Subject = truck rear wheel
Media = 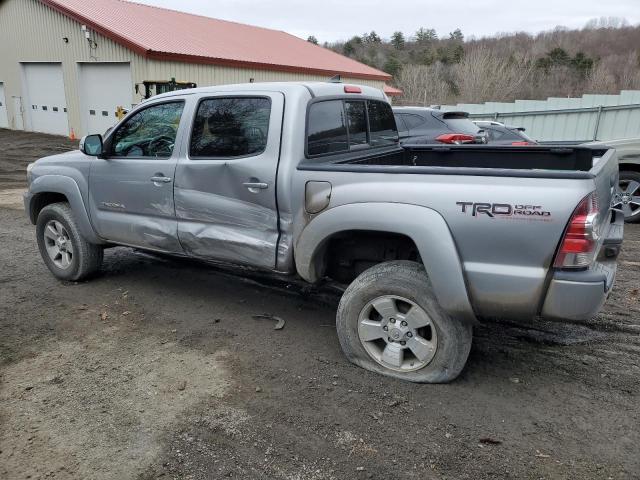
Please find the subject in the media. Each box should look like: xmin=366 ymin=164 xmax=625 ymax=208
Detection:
xmin=36 ymin=202 xmax=103 ymax=281
xmin=336 ymin=261 xmax=472 ymax=383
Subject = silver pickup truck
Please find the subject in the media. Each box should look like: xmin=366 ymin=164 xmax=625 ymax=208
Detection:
xmin=24 ymin=82 xmax=624 ymax=383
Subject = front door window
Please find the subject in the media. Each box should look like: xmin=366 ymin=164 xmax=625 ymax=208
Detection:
xmin=111 ymin=102 xmax=184 ymax=158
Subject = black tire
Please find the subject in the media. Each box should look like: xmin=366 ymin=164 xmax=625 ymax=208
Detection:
xmin=36 ymin=202 xmax=103 ymax=281
xmin=618 ymin=171 xmax=640 ymax=223
xmin=336 ymin=261 xmax=472 ymax=383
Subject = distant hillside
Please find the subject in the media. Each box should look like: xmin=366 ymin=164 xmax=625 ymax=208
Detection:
xmin=314 ymin=17 xmax=640 ymax=105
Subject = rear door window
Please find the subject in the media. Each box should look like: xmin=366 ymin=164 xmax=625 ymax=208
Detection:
xmin=307 ymin=100 xmax=349 ymax=156
xmin=190 ymin=97 xmax=271 ymax=158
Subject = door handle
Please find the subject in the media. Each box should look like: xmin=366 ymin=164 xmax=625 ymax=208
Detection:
xmin=150 ymin=176 xmax=172 ymax=184
xmin=243 ymin=182 xmax=268 ymax=191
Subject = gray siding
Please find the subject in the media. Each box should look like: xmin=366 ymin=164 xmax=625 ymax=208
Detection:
xmin=441 ymin=91 xmax=640 ymax=142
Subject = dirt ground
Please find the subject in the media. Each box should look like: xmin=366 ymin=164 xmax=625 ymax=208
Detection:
xmin=1 ymin=129 xmax=639 ymax=480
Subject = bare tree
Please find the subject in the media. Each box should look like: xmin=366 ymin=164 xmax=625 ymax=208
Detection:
xmin=454 ymin=46 xmax=534 ymax=103
xmin=396 ymin=64 xmax=454 ymax=105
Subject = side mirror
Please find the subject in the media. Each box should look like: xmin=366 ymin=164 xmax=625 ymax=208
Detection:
xmin=80 ymin=134 xmax=103 ymax=156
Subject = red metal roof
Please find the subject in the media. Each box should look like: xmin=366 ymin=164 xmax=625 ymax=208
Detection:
xmin=384 ymin=85 xmax=403 ymax=96
xmin=41 ymin=0 xmax=391 ymax=81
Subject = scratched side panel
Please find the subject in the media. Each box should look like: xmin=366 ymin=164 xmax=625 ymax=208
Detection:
xmin=175 ymin=188 xmax=279 ymax=268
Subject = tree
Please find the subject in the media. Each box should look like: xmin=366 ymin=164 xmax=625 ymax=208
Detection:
xmin=343 ymin=41 xmax=355 ymax=56
xmin=584 ymin=16 xmax=630 ymax=30
xmin=326 ymin=19 xmax=640 ymax=103
xmin=571 ymin=52 xmax=594 ymax=78
xmin=548 ymin=47 xmax=571 ymax=66
xmin=363 ymin=31 xmax=381 ymax=44
xmin=306 ymin=35 xmax=318 ymax=45
xmin=383 ymin=55 xmax=403 ymax=77
xmin=451 ymin=45 xmax=465 ymax=63
xmin=391 ymin=31 xmax=406 ymax=50
xmin=416 ymin=48 xmax=436 ymax=65
xmin=449 ymin=28 xmax=464 ymax=42
xmin=415 ymin=27 xmax=437 ymax=44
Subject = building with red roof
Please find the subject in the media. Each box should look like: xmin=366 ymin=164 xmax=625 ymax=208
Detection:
xmin=0 ymin=0 xmax=401 ymax=136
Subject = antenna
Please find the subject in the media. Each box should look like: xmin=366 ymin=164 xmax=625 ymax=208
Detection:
xmin=329 ymin=74 xmax=342 ymax=83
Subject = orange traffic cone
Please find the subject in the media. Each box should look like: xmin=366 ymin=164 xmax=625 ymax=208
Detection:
xmin=69 ymin=128 xmax=76 ymax=141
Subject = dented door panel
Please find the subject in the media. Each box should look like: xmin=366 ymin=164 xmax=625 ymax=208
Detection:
xmin=174 ymin=92 xmax=284 ymax=269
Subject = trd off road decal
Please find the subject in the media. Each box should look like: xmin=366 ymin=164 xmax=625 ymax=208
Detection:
xmin=456 ymin=202 xmax=551 ymax=220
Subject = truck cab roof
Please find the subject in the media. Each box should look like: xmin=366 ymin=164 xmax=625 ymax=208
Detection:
xmin=148 ymin=81 xmax=388 ymax=102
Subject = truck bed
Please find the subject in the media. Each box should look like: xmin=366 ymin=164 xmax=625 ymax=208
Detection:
xmin=299 ymin=145 xmax=608 ymax=179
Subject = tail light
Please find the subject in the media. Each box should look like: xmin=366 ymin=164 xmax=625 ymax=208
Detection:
xmin=436 ymin=133 xmax=476 ymax=145
xmin=511 ymin=141 xmax=534 ymax=146
xmin=344 ymin=85 xmax=362 ymax=93
xmin=554 ymin=192 xmax=600 ymax=269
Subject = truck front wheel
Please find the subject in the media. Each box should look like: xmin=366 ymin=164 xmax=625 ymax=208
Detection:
xmin=36 ymin=202 xmax=103 ymax=281
xmin=336 ymin=261 xmax=472 ymax=383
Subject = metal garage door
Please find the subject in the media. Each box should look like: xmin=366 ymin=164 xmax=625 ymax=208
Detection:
xmin=79 ymin=63 xmax=132 ymax=136
xmin=22 ymin=63 xmax=69 ymax=136
xmin=0 ymin=83 xmax=8 ymax=128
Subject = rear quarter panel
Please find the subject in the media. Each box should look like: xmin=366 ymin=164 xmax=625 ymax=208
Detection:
xmin=293 ymin=168 xmax=596 ymax=321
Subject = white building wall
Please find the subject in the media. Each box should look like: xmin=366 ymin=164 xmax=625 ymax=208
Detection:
xmin=0 ymin=0 xmax=386 ymax=136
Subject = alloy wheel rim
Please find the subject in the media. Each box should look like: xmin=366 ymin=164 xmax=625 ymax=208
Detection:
xmin=613 ymin=179 xmax=640 ymax=219
xmin=357 ymin=295 xmax=438 ymax=372
xmin=43 ymin=220 xmax=74 ymax=269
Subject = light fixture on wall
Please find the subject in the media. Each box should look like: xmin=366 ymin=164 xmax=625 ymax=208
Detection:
xmin=81 ymin=24 xmax=98 ymax=51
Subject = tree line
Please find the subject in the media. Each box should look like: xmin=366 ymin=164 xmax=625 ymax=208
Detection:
xmin=307 ymin=17 xmax=640 ymax=105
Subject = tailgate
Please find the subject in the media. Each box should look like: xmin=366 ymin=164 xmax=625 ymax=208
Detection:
xmin=589 ymin=148 xmax=619 ymax=228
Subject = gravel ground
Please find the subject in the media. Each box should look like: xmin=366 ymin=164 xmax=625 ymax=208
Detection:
xmin=1 ymin=130 xmax=639 ymax=480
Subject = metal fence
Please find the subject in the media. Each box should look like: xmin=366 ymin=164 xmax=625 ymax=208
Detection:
xmin=441 ymin=90 xmax=640 ymax=142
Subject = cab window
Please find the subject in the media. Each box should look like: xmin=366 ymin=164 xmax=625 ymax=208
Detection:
xmin=307 ymin=100 xmax=349 ymax=156
xmin=345 ymin=101 xmax=368 ymax=147
xmin=368 ymin=101 xmax=398 ymax=147
xmin=307 ymin=98 xmax=398 ymax=157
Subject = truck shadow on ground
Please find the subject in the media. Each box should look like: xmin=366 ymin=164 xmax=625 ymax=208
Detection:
xmin=92 ymin=246 xmax=638 ymax=393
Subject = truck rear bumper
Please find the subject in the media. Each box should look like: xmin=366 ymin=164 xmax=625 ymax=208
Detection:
xmin=541 ymin=274 xmax=612 ymax=321
xmin=541 ymin=211 xmax=623 ymax=322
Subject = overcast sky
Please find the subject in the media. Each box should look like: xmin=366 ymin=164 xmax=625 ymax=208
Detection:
xmin=137 ymin=0 xmax=639 ymax=42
